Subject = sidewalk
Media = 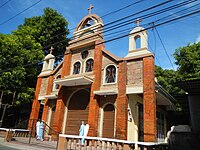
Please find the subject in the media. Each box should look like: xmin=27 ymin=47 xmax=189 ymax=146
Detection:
xmin=0 ymin=137 xmax=54 ymax=150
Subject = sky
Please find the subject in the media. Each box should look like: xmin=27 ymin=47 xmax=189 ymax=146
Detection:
xmin=0 ymin=0 xmax=200 ymax=70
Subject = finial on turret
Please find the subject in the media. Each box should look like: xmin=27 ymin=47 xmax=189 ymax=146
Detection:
xmin=88 ymin=4 xmax=94 ymax=14
xmin=49 ymin=46 xmax=54 ymax=54
xmin=134 ymin=18 xmax=142 ymax=27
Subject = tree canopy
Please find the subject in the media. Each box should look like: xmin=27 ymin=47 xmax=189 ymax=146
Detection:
xmin=13 ymin=7 xmax=69 ymax=63
xmin=155 ymin=66 xmax=184 ymax=96
xmin=174 ymin=42 xmax=200 ymax=81
xmin=0 ymin=33 xmax=44 ymax=105
xmin=155 ymin=42 xmax=200 ymax=96
xmin=0 ymin=7 xmax=69 ymax=106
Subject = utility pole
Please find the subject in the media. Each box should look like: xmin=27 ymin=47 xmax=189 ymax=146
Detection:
xmin=0 ymin=90 xmax=14 ymax=127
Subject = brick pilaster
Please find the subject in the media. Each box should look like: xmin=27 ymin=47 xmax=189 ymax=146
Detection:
xmin=28 ymin=77 xmax=42 ymax=130
xmin=88 ymin=40 xmax=104 ymax=137
xmin=52 ymin=87 xmax=66 ymax=140
xmin=61 ymin=48 xmax=72 ymax=77
xmin=52 ymin=48 xmax=72 ymax=139
xmin=116 ymin=60 xmax=128 ymax=140
xmin=42 ymin=75 xmax=54 ymax=123
xmin=143 ymin=56 xmax=156 ymax=142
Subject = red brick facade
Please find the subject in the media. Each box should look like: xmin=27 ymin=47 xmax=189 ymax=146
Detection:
xmin=28 ymin=77 xmax=42 ymax=130
xmin=143 ymin=56 xmax=156 ymax=142
xmin=51 ymin=50 xmax=72 ymax=139
xmin=28 ymin=13 xmax=160 ymax=143
xmin=88 ymin=40 xmax=104 ymax=137
xmin=116 ymin=60 xmax=128 ymax=140
xmin=42 ymin=75 xmax=54 ymax=123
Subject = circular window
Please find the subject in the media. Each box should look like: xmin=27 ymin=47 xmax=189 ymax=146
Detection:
xmin=81 ymin=50 xmax=89 ymax=59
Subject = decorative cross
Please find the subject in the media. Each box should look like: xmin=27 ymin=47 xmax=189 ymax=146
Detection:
xmin=134 ymin=18 xmax=142 ymax=27
xmin=49 ymin=46 xmax=54 ymax=54
xmin=88 ymin=4 xmax=94 ymax=14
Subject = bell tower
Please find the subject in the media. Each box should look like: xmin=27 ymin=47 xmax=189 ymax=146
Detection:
xmin=126 ymin=19 xmax=150 ymax=57
xmin=40 ymin=46 xmax=55 ymax=75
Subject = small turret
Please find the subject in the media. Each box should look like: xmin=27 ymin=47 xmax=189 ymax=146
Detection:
xmin=126 ymin=19 xmax=150 ymax=57
xmin=40 ymin=46 xmax=55 ymax=75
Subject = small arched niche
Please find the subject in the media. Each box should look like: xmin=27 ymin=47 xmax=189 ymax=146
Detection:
xmin=135 ymin=35 xmax=141 ymax=49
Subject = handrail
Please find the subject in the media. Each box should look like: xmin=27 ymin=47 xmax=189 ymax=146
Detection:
xmin=28 ymin=119 xmax=60 ymax=150
xmin=29 ymin=119 xmax=60 ymax=135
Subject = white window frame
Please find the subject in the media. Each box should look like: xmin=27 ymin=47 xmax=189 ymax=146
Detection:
xmin=71 ymin=60 xmax=82 ymax=75
xmin=83 ymin=57 xmax=94 ymax=73
xmin=103 ymin=64 xmax=118 ymax=85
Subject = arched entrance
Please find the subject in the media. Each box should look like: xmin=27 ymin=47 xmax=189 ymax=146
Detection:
xmin=102 ymin=104 xmax=115 ymax=138
xmin=65 ymin=89 xmax=90 ymax=135
xmin=49 ymin=105 xmax=56 ymax=134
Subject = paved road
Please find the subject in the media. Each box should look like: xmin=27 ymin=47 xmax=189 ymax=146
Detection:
xmin=0 ymin=144 xmax=19 ymax=150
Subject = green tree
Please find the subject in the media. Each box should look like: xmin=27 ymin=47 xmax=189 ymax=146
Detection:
xmin=174 ymin=42 xmax=200 ymax=81
xmin=155 ymin=66 xmax=184 ymax=96
xmin=13 ymin=7 xmax=69 ymax=63
xmin=0 ymin=33 xmax=44 ymax=105
xmin=0 ymin=7 xmax=69 ymax=106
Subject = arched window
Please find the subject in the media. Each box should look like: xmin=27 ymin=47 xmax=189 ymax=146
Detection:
xmin=105 ymin=65 xmax=116 ymax=83
xmin=85 ymin=59 xmax=94 ymax=72
xmin=73 ymin=62 xmax=81 ymax=74
xmin=135 ymin=35 xmax=141 ymax=49
xmin=55 ymin=75 xmax=61 ymax=90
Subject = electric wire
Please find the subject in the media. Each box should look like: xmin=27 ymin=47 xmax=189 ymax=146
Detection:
xmin=0 ymin=0 xmax=42 ymax=26
xmin=66 ymin=0 xmax=148 ymax=34
xmin=0 ymin=0 xmax=12 ymax=9
xmin=100 ymin=0 xmax=147 ymax=18
xmin=94 ymin=0 xmax=198 ymax=36
xmin=153 ymin=1 xmax=200 ymax=24
xmin=38 ymin=0 xmax=178 ymax=46
xmin=1 ymin=8 xmax=199 ymax=74
xmin=52 ymin=0 xmax=198 ymax=51
xmin=154 ymin=27 xmax=175 ymax=70
xmin=18 ymin=0 xmax=195 ymax=52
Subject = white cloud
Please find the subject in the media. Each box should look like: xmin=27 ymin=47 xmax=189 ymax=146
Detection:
xmin=196 ymin=34 xmax=200 ymax=43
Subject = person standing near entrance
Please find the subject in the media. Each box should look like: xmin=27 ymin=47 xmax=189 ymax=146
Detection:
xmin=38 ymin=121 xmax=44 ymax=141
xmin=36 ymin=120 xmax=40 ymax=140
xmin=79 ymin=121 xmax=84 ymax=145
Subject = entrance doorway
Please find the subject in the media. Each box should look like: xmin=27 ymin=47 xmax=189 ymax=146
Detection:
xmin=65 ymin=89 xmax=90 ymax=135
xmin=49 ymin=105 xmax=56 ymax=134
xmin=102 ymin=104 xmax=115 ymax=138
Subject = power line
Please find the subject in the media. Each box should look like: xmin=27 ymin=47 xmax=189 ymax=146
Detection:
xmin=22 ymin=0 xmax=195 ymax=52
xmin=67 ymin=0 xmax=147 ymax=33
xmin=0 ymin=0 xmax=12 ymax=9
xmin=1 ymin=9 xmax=199 ymax=75
xmin=97 ymin=0 xmax=198 ymax=35
xmin=154 ymin=27 xmax=175 ymax=70
xmin=40 ymin=0 xmax=178 ymax=45
xmin=153 ymin=1 xmax=200 ymax=24
xmin=54 ymin=0 xmax=197 ymax=47
xmin=0 ymin=0 xmax=42 ymax=26
xmin=0 ymin=0 xmax=199 ymax=68
xmin=101 ymin=0 xmax=147 ymax=18
xmin=96 ymin=9 xmax=200 ymax=46
xmin=1 ymin=0 xmax=199 ymax=69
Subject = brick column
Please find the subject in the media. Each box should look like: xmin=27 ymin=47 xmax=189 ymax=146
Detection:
xmin=42 ymin=75 xmax=54 ymax=123
xmin=143 ymin=56 xmax=156 ymax=142
xmin=61 ymin=48 xmax=72 ymax=77
xmin=52 ymin=87 xmax=66 ymax=140
xmin=28 ymin=77 xmax=42 ymax=130
xmin=116 ymin=60 xmax=128 ymax=140
xmin=52 ymin=48 xmax=72 ymax=139
xmin=88 ymin=40 xmax=104 ymax=137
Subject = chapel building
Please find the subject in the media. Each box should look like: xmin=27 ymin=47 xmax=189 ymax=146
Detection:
xmin=28 ymin=10 xmax=175 ymax=142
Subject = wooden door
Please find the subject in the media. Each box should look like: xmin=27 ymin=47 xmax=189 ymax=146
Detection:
xmin=65 ymin=89 xmax=90 ymax=135
xmin=49 ymin=106 xmax=56 ymax=134
xmin=102 ymin=104 xmax=115 ymax=138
